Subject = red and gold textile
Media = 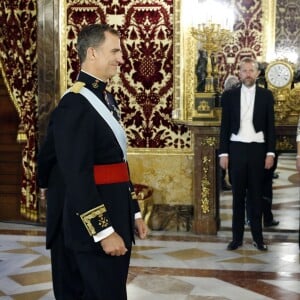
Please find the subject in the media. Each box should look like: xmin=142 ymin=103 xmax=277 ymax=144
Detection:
xmin=0 ymin=0 xmax=38 ymax=221
xmin=66 ymin=0 xmax=190 ymax=149
xmin=218 ymin=0 xmax=264 ymax=88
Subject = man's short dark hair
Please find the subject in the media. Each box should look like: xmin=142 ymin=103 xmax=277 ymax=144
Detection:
xmin=76 ymin=24 xmax=119 ymax=63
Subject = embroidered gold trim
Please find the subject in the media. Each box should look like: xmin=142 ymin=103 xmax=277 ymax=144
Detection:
xmin=131 ymin=191 xmax=138 ymax=200
xmin=79 ymin=204 xmax=108 ymax=236
xmin=70 ymin=81 xmax=85 ymax=93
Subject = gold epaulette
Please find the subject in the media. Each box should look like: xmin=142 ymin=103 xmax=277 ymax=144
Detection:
xmin=79 ymin=204 xmax=109 ymax=236
xmin=70 ymin=81 xmax=86 ymax=93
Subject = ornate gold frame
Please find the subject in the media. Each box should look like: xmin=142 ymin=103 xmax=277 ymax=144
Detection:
xmin=173 ymin=0 xmax=277 ymax=123
xmin=59 ymin=0 xmax=67 ymax=98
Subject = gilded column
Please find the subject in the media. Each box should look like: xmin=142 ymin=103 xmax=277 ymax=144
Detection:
xmin=190 ymin=125 xmax=220 ymax=234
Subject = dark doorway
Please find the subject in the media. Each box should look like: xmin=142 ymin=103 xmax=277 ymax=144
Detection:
xmin=0 ymin=72 xmax=24 ymax=221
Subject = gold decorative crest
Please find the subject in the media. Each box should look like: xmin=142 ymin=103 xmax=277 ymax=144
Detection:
xmin=200 ymin=137 xmax=216 ymax=147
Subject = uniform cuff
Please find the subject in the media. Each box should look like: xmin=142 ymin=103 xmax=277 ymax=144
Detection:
xmin=79 ymin=204 xmax=110 ymax=236
xmin=93 ymin=226 xmax=114 ymax=243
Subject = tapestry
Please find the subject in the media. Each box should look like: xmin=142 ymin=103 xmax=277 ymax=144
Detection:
xmin=275 ymin=0 xmax=300 ymax=67
xmin=0 ymin=0 xmax=38 ymax=221
xmin=66 ymin=0 xmax=190 ymax=149
xmin=218 ymin=0 xmax=264 ymax=87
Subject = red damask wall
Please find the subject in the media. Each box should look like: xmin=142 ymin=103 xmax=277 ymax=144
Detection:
xmin=218 ymin=0 xmax=264 ymax=85
xmin=0 ymin=0 xmax=38 ymax=220
xmin=66 ymin=0 xmax=189 ymax=149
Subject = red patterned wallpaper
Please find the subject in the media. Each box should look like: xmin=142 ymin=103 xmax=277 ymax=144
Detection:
xmin=0 ymin=0 xmax=38 ymax=221
xmin=218 ymin=0 xmax=264 ymax=88
xmin=66 ymin=0 xmax=190 ymax=148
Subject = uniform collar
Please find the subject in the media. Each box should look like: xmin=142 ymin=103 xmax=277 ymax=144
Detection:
xmin=77 ymin=70 xmax=107 ymax=93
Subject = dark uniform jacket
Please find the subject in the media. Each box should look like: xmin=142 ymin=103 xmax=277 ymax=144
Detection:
xmin=38 ymin=71 xmax=140 ymax=251
xmin=219 ymin=85 xmax=276 ymax=155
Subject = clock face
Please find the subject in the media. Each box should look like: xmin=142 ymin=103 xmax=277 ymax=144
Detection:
xmin=266 ymin=63 xmax=292 ymax=88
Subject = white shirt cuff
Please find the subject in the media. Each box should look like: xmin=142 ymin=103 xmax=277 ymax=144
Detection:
xmin=219 ymin=153 xmax=229 ymax=157
xmin=135 ymin=212 xmax=142 ymax=219
xmin=266 ymin=152 xmax=275 ymax=157
xmin=92 ymin=213 xmax=142 ymax=243
xmin=93 ymin=226 xmax=114 ymax=243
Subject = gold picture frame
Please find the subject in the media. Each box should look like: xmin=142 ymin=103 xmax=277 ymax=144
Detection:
xmin=59 ymin=0 xmax=67 ymax=98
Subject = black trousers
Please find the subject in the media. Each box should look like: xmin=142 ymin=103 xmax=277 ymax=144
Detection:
xmin=246 ymin=153 xmax=278 ymax=223
xmin=229 ymin=142 xmax=266 ymax=244
xmin=262 ymin=154 xmax=278 ymax=223
xmin=50 ymin=227 xmax=131 ymax=300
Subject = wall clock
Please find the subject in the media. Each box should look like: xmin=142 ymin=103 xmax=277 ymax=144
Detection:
xmin=265 ymin=60 xmax=294 ymax=89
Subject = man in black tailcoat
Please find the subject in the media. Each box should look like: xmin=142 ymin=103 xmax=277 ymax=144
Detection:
xmin=219 ymin=57 xmax=276 ymax=252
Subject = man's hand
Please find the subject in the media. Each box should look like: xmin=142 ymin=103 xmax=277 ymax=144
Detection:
xmin=135 ymin=218 xmax=148 ymax=240
xmin=265 ymin=155 xmax=274 ymax=169
xmin=219 ymin=156 xmax=229 ymax=170
xmin=100 ymin=232 xmax=127 ymax=256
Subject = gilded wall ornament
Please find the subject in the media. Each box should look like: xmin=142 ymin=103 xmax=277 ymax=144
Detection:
xmin=201 ymin=156 xmax=211 ymax=214
xmin=276 ymin=136 xmax=294 ymax=151
xmin=200 ymin=137 xmax=217 ymax=147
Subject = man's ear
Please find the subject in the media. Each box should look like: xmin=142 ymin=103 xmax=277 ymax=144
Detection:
xmin=86 ymin=47 xmax=96 ymax=61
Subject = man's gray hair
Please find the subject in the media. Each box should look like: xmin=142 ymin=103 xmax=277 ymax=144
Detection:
xmin=239 ymin=57 xmax=259 ymax=70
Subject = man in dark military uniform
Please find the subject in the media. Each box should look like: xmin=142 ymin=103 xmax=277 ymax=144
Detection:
xmin=38 ymin=24 xmax=147 ymax=300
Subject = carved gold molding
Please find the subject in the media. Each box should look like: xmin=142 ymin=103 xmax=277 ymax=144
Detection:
xmin=173 ymin=0 xmax=197 ymax=121
xmin=261 ymin=0 xmax=276 ymax=62
xmin=201 ymin=155 xmax=210 ymax=214
xmin=200 ymin=137 xmax=217 ymax=147
xmin=173 ymin=0 xmax=182 ymax=118
xmin=59 ymin=0 xmax=67 ymax=99
xmin=173 ymin=0 xmax=197 ymax=122
xmin=289 ymin=86 xmax=300 ymax=112
xmin=128 ymin=147 xmax=193 ymax=155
